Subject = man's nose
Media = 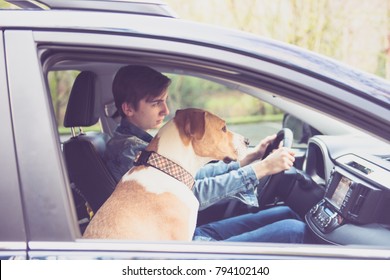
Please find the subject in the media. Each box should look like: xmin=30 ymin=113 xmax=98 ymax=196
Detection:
xmin=161 ymin=102 xmax=170 ymax=115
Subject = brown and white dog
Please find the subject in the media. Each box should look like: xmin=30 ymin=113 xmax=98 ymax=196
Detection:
xmin=83 ymin=108 xmax=248 ymax=241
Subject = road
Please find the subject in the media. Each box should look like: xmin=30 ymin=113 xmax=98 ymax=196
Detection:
xmin=228 ymin=122 xmax=282 ymax=145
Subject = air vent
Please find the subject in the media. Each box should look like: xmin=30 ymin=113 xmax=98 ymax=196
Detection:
xmin=347 ymin=161 xmax=373 ymax=175
xmin=349 ymin=186 xmax=369 ymax=216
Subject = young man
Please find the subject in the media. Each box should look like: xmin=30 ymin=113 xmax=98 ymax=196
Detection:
xmin=104 ymin=65 xmax=311 ymax=243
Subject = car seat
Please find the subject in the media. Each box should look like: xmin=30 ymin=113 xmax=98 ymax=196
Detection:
xmin=63 ymin=71 xmax=116 ymax=219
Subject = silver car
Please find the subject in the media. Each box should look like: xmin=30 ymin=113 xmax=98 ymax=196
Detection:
xmin=1 ymin=0 xmax=389 ymax=260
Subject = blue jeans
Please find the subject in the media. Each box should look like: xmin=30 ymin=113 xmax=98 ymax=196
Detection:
xmin=193 ymin=206 xmax=309 ymax=243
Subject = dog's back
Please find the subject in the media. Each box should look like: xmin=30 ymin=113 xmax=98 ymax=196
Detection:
xmin=83 ymin=166 xmax=198 ymax=240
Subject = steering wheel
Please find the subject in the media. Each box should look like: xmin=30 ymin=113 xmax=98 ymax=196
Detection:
xmin=256 ymin=128 xmax=294 ymax=208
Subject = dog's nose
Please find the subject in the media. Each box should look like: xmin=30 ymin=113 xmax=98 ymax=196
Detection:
xmin=244 ymin=138 xmax=250 ymax=146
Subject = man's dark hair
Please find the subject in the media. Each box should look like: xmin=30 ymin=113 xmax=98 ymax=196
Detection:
xmin=112 ymin=65 xmax=171 ymax=117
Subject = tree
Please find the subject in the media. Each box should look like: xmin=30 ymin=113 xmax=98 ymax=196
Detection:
xmin=164 ymin=0 xmax=388 ymax=78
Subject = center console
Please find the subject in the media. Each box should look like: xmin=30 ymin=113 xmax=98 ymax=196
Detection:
xmin=306 ymin=166 xmax=389 ymax=242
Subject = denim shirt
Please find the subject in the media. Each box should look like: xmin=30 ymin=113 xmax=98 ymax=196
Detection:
xmin=104 ymin=118 xmax=259 ymax=211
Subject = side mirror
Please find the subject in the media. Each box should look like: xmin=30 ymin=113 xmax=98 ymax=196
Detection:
xmin=283 ymin=114 xmax=319 ymax=144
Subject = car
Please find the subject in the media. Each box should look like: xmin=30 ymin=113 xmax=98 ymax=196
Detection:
xmin=1 ymin=0 xmax=390 ymax=260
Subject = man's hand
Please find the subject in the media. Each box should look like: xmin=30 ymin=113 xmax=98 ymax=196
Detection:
xmin=251 ymin=147 xmax=295 ymax=179
xmin=239 ymin=134 xmax=276 ymax=167
xmin=254 ymin=134 xmax=278 ymax=159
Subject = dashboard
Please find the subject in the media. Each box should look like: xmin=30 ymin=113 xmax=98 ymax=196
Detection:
xmin=303 ymin=135 xmax=390 ymax=246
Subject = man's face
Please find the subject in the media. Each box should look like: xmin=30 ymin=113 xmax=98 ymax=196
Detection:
xmin=124 ymin=90 xmax=170 ymax=131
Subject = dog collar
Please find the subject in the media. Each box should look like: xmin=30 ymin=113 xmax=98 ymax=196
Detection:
xmin=134 ymin=151 xmax=195 ymax=190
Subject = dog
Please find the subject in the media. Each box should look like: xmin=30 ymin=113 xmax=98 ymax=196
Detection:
xmin=83 ymin=108 xmax=248 ymax=241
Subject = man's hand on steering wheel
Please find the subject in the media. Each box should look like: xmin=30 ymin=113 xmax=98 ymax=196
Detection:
xmin=239 ymin=134 xmax=278 ymax=167
xmin=239 ymin=128 xmax=294 ymax=172
xmin=255 ymin=134 xmax=278 ymax=159
xmin=261 ymin=128 xmax=293 ymax=160
xmin=251 ymin=128 xmax=295 ymax=208
xmin=255 ymin=147 xmax=295 ymax=178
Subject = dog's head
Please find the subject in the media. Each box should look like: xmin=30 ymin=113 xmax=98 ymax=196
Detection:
xmin=173 ymin=108 xmax=248 ymax=163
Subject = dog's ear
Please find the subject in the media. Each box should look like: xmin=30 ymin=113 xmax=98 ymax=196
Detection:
xmin=175 ymin=109 xmax=206 ymax=141
xmin=186 ymin=110 xmax=206 ymax=140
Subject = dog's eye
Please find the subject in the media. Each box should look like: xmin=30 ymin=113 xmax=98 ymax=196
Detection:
xmin=222 ymin=126 xmax=227 ymax=132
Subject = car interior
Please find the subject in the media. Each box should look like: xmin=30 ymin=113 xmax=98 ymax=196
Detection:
xmin=43 ymin=48 xmax=390 ymax=247
xmin=62 ymin=70 xmax=117 ymax=229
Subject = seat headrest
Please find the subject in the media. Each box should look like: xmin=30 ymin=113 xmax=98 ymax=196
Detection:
xmin=64 ymin=71 xmax=99 ymax=128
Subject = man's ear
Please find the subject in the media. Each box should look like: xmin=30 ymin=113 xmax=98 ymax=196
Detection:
xmin=122 ymin=102 xmax=134 ymax=117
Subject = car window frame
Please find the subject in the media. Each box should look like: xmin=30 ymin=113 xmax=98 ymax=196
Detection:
xmin=0 ymin=30 xmax=27 ymax=259
xmin=4 ymin=30 xmax=80 ymax=244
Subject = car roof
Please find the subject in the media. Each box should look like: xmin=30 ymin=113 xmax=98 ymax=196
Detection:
xmin=2 ymin=5 xmax=389 ymax=109
xmin=6 ymin=0 xmax=177 ymax=17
